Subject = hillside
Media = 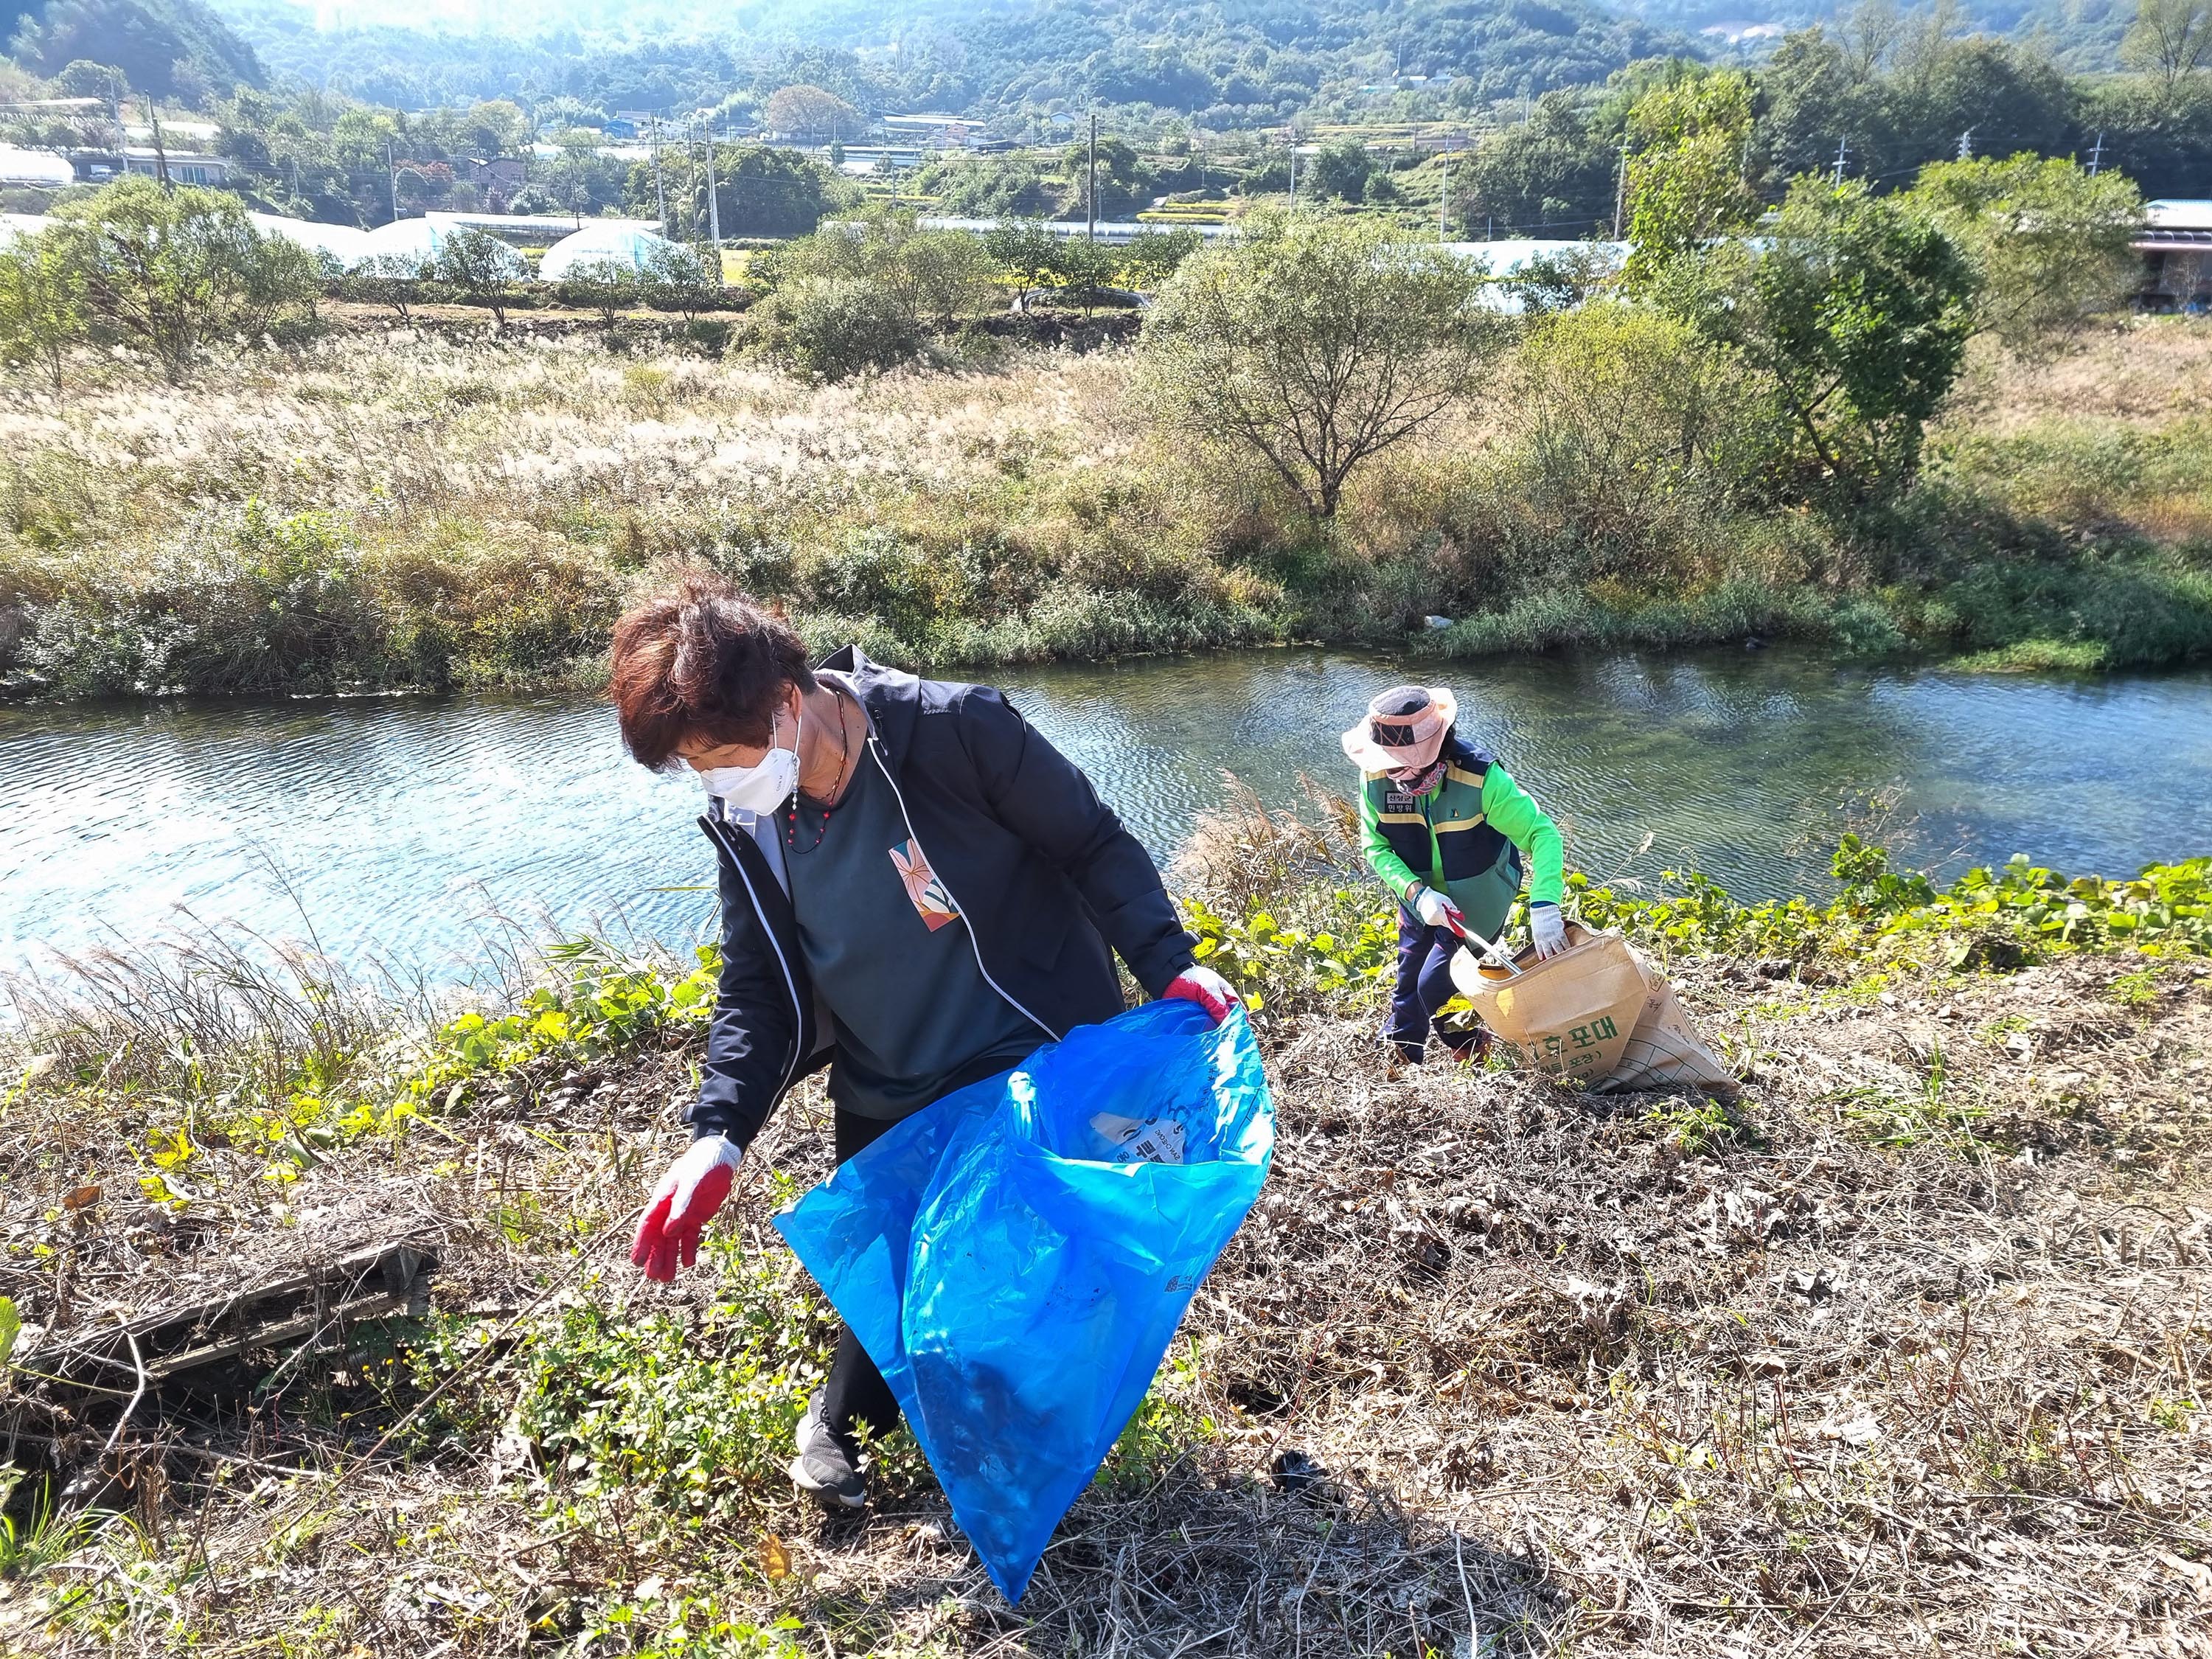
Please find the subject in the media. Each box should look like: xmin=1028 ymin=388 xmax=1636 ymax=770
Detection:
xmin=1626 ymin=0 xmax=2138 ymax=69
xmin=5 ymin=0 xmax=265 ymax=98
xmin=208 ymin=0 xmax=1696 ymax=124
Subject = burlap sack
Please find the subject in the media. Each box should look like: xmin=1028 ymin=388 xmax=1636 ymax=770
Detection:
xmin=1450 ymin=922 xmax=1647 ymax=1085
xmin=1593 ymin=975 xmax=1739 ymax=1099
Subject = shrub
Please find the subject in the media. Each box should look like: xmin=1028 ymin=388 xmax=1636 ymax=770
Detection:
xmin=1142 ymin=210 xmax=1499 ymax=518
xmin=13 ymin=503 xmax=386 ymax=695
xmin=46 ymin=177 xmax=321 ymax=379
xmin=1504 ymin=302 xmax=1746 ymax=583
xmin=751 ymin=275 xmax=919 ymax=379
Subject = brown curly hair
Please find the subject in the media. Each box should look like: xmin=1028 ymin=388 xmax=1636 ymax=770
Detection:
xmin=608 ymin=575 xmax=817 ymax=770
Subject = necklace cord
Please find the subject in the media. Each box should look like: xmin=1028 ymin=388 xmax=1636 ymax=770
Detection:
xmin=785 ymin=687 xmax=856 ymax=853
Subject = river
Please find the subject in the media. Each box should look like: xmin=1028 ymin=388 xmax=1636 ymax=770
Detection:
xmin=4 ymin=647 xmax=2208 ymax=984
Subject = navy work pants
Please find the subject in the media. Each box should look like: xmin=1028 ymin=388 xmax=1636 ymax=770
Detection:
xmin=819 ymin=1108 xmax=903 ymax=1444
xmin=1385 ymin=908 xmax=1489 ymax=1062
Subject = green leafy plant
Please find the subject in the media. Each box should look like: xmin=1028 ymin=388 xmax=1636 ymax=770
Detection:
xmin=520 ymin=1244 xmax=836 ymax=1539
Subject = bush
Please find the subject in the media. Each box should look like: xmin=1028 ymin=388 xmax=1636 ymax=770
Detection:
xmin=1503 ymin=302 xmax=1750 ymax=584
xmin=11 ymin=503 xmax=385 ymax=696
xmin=751 ymin=275 xmax=919 ymax=379
xmin=1142 ymin=210 xmax=1498 ymax=518
xmin=45 ymin=177 xmax=321 ymax=379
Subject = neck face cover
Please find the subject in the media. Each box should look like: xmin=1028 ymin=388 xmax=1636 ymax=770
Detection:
xmin=1388 ymin=757 xmax=1447 ymax=797
xmin=697 ymin=706 xmax=802 ymax=815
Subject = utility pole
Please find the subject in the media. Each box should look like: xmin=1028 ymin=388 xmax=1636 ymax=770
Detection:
xmin=650 ymin=116 xmax=668 ymax=237
xmin=2087 ymin=130 xmax=2104 ymax=176
xmin=703 ymin=115 xmax=723 ymax=276
xmin=147 ymin=98 xmax=170 ymax=189
xmin=1087 ymin=110 xmax=1098 ymax=242
xmin=1955 ymin=126 xmax=1975 ymax=160
xmin=1830 ymin=135 xmax=1850 ymax=188
xmin=387 ymin=139 xmax=398 ymax=220
xmin=1439 ymin=133 xmax=1451 ymax=241
xmin=1613 ymin=137 xmax=1630 ymax=237
xmin=1287 ymin=140 xmax=1296 ymax=206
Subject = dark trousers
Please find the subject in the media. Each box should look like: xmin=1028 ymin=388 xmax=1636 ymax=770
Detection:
xmin=1385 ymin=908 xmax=1486 ymax=1061
xmin=818 ymin=1107 xmax=903 ymax=1446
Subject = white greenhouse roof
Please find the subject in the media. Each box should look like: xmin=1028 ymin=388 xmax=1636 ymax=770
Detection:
xmin=354 ymin=214 xmax=529 ymax=275
xmin=538 ymin=223 xmax=683 ymax=279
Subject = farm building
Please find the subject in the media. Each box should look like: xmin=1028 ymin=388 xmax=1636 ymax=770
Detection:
xmin=2138 ymin=199 xmax=2212 ymax=313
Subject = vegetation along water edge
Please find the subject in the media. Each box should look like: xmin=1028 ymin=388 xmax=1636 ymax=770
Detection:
xmin=2 ymin=155 xmax=2208 ymax=700
xmin=3 ymin=807 xmax=2208 ymax=1652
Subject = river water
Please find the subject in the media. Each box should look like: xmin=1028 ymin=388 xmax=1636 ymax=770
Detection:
xmin=4 ymin=647 xmax=2208 ymax=983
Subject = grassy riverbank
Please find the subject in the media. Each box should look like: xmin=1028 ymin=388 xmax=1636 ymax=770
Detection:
xmin=3 ymin=824 xmax=2208 ymax=1655
xmin=1 ymin=318 xmax=2208 ymax=699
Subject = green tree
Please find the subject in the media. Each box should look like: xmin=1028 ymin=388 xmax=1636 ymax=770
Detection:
xmin=898 ymin=229 xmax=995 ymax=330
xmin=47 ymin=177 xmax=317 ymax=379
xmin=433 ymin=227 xmax=521 ymax=327
xmin=2124 ymin=0 xmax=2212 ymax=89
xmin=685 ymin=144 xmax=835 ymax=239
xmin=346 ymin=251 xmax=426 ymax=321
xmin=984 ymin=218 xmax=1066 ymax=309
xmin=1307 ymin=138 xmax=1373 ymax=202
xmin=1454 ymin=91 xmax=1619 ymax=237
xmin=1119 ymin=226 xmax=1203 ymax=291
xmin=457 ymin=99 xmax=529 ymax=158
xmin=639 ymin=240 xmax=717 ymax=321
xmin=1624 ymin=70 xmax=1759 ymax=282
xmin=0 ymin=232 xmax=89 ymax=397
xmin=1905 ymin=156 xmax=2145 ymax=348
xmin=1657 ymin=178 xmax=1975 ymax=504
xmin=559 ymin=255 xmax=637 ymax=328
xmin=1141 ymin=211 xmax=1493 ymax=518
xmin=1061 ymin=135 xmax=1155 ymax=220
xmin=770 ymin=206 xmax=990 ymax=331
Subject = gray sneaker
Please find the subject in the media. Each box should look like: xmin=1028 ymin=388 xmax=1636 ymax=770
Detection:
xmin=789 ymin=1394 xmax=867 ymax=1511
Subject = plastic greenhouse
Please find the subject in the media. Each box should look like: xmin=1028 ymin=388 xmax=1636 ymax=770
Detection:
xmin=352 ymin=215 xmax=527 ymax=276
xmin=538 ymin=225 xmax=686 ymax=280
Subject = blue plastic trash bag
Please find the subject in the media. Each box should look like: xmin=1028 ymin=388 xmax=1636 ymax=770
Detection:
xmin=775 ymin=998 xmax=1273 ymax=1602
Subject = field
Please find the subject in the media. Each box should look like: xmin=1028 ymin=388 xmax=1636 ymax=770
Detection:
xmin=2 ymin=312 xmax=2209 ymax=700
xmin=4 ymin=821 xmax=2209 ymax=1657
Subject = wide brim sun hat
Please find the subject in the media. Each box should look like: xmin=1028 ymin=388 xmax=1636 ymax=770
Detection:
xmin=1340 ymin=685 xmax=1458 ymax=773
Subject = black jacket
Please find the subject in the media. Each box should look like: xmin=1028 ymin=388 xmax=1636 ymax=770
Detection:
xmin=686 ymin=647 xmax=1198 ymax=1149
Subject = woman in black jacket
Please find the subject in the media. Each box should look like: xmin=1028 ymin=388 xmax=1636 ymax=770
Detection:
xmin=609 ymin=577 xmax=1238 ymax=1512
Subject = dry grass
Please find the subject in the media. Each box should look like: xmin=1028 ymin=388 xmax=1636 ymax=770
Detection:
xmin=1944 ymin=318 xmax=2212 ymax=436
xmin=0 ymin=333 xmax=1147 ymax=557
xmin=7 ymin=319 xmax=2211 ymax=698
xmin=4 ymin=931 xmax=2209 ymax=1657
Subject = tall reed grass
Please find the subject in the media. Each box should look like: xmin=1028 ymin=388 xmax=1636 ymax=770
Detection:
xmin=2 ymin=319 xmax=2207 ymax=698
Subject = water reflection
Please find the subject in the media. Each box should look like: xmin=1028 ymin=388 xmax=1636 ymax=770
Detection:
xmin=2 ymin=647 xmax=2206 ymax=981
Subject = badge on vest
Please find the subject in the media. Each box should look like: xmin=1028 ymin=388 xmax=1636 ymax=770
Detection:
xmin=890 ymin=838 xmax=961 ymax=931
xmin=1385 ymin=791 xmax=1422 ymax=811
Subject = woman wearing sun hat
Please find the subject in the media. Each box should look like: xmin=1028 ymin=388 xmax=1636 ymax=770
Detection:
xmin=1343 ymin=684 xmax=1568 ymax=1065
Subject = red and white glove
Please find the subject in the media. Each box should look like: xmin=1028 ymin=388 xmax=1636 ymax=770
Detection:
xmin=631 ymin=1135 xmax=743 ymax=1282
xmin=1163 ymin=964 xmax=1242 ymax=1026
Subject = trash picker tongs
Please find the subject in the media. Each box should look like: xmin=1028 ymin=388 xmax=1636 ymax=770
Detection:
xmin=1447 ymin=915 xmax=1524 ymax=978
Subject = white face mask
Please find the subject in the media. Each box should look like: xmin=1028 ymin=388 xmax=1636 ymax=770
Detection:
xmin=697 ymin=705 xmax=802 ymax=815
